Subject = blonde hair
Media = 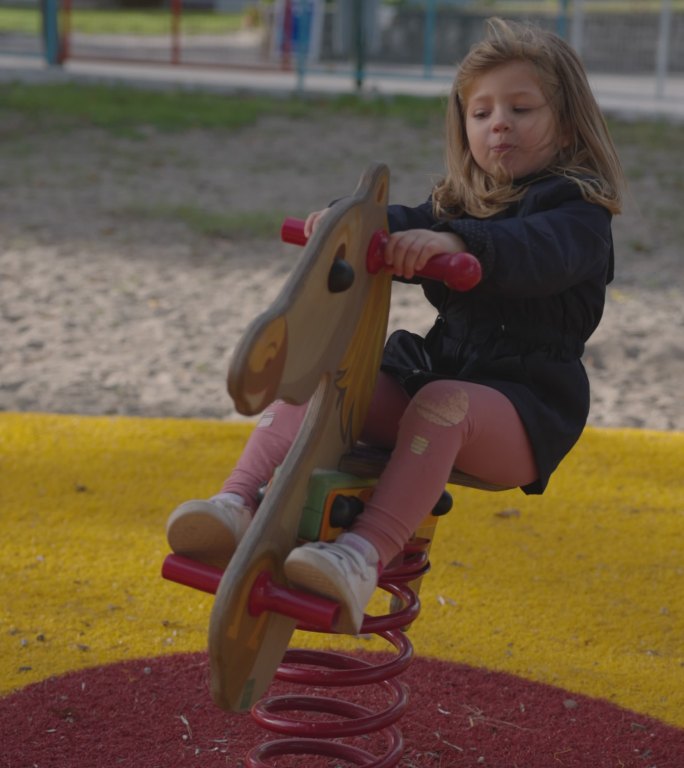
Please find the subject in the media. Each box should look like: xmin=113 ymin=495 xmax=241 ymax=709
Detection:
xmin=433 ymin=17 xmax=624 ymax=218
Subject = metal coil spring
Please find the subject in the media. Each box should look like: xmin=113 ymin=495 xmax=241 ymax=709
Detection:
xmin=246 ymin=547 xmax=430 ymax=767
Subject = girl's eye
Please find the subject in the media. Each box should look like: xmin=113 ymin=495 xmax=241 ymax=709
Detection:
xmin=471 ymin=110 xmax=489 ymax=119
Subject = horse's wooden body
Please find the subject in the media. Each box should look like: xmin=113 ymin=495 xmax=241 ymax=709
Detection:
xmin=209 ymin=163 xmax=393 ymax=711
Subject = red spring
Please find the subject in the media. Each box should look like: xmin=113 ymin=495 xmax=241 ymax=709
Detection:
xmin=246 ymin=547 xmax=430 ymax=767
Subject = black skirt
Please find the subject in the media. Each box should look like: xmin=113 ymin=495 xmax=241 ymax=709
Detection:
xmin=380 ymin=329 xmax=590 ymax=495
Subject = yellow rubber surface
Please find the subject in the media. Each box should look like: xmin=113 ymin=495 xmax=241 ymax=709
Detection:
xmin=1 ymin=412 xmax=682 ymax=727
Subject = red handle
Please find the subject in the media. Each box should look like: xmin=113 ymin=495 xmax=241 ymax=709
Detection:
xmin=162 ymin=553 xmax=223 ymax=594
xmin=162 ymin=555 xmax=340 ymax=631
xmin=281 ymin=216 xmax=309 ymax=246
xmin=281 ymin=217 xmax=481 ymax=292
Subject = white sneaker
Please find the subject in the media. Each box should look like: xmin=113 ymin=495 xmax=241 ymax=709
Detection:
xmin=166 ymin=494 xmax=252 ymax=570
xmin=283 ymin=540 xmax=379 ymax=635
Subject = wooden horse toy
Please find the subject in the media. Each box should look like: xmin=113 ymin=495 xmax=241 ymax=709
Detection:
xmin=162 ymin=162 xmax=494 ymax=763
xmin=214 ymin=161 xmax=395 ymax=712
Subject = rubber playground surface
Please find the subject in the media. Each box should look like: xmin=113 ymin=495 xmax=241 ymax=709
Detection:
xmin=1 ymin=412 xmax=683 ymax=767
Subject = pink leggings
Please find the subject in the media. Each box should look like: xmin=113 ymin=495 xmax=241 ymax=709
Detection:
xmin=221 ymin=373 xmax=538 ymax=566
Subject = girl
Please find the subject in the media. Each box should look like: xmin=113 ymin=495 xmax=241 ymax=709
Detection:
xmin=167 ymin=18 xmax=624 ymax=635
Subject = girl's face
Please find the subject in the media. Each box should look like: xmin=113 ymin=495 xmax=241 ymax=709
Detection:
xmin=463 ymin=60 xmax=564 ymax=180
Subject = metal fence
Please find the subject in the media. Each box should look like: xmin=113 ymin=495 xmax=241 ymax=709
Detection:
xmin=0 ymin=0 xmax=682 ymax=101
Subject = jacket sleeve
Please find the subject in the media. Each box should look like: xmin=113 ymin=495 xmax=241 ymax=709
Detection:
xmin=435 ymin=179 xmax=614 ymax=298
xmin=386 ymin=200 xmax=436 ymax=232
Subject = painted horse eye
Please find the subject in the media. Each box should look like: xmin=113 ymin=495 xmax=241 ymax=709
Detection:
xmin=328 ymin=243 xmax=354 ymax=293
xmin=328 ymin=259 xmax=355 ymax=293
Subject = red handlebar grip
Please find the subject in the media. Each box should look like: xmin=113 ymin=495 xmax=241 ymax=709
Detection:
xmin=249 ymin=571 xmax=340 ymax=631
xmin=162 ymin=554 xmax=222 ymax=594
xmin=281 ymin=217 xmax=309 ymax=246
xmin=418 ymin=251 xmax=482 ymax=292
xmin=281 ymin=217 xmax=481 ymax=292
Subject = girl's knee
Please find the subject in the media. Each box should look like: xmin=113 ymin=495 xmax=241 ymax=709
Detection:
xmin=255 ymin=399 xmax=308 ymax=438
xmin=411 ymin=381 xmax=470 ymax=427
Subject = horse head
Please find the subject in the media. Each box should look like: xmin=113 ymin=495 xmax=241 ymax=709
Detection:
xmin=227 ymin=163 xmax=392 ymax=427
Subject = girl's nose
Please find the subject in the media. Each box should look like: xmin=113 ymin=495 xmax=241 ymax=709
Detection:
xmin=491 ymin=108 xmax=511 ymax=132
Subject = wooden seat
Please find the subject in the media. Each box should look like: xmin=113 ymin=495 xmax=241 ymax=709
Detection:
xmin=339 ymin=443 xmax=513 ymax=493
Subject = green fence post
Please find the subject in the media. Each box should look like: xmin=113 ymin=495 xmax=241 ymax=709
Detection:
xmin=423 ymin=0 xmax=436 ymax=78
xmin=42 ymin=0 xmax=60 ymax=66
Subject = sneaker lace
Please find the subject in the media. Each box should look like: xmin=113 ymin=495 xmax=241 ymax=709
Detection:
xmin=331 ymin=544 xmax=374 ymax=581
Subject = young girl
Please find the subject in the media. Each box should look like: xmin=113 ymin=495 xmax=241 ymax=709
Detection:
xmin=167 ymin=18 xmax=623 ymax=635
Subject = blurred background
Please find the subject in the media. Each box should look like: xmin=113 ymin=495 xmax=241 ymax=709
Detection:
xmin=1 ymin=0 xmax=682 ymax=99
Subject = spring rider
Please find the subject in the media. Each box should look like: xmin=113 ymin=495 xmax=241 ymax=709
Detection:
xmin=162 ymin=163 xmax=509 ymax=766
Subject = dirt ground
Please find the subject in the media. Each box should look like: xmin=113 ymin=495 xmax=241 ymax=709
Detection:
xmin=1 ymin=110 xmax=682 ymax=430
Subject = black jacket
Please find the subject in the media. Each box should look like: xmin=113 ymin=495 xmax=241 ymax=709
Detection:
xmin=382 ymin=173 xmax=614 ymax=494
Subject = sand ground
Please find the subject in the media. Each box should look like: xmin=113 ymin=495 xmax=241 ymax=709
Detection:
xmin=1 ymin=110 xmax=682 ymax=430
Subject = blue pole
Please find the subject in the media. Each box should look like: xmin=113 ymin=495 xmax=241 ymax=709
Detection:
xmin=294 ymin=0 xmax=312 ymax=92
xmin=423 ymin=0 xmax=437 ymax=78
xmin=42 ymin=0 xmax=60 ymax=66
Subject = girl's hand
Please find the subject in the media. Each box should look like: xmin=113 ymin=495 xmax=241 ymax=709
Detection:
xmin=303 ymin=208 xmax=331 ymax=238
xmin=384 ymin=229 xmax=468 ymax=279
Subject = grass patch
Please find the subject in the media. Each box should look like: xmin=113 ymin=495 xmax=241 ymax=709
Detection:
xmin=0 ymin=7 xmax=246 ymax=36
xmin=131 ymin=204 xmax=288 ymax=239
xmin=171 ymin=207 xmax=287 ymax=239
xmin=607 ymin=117 xmax=684 ymax=153
xmin=0 ymin=83 xmax=310 ymax=134
xmin=324 ymin=92 xmax=448 ymax=126
xmin=0 ymin=7 xmax=41 ymax=34
xmin=0 ymin=82 xmax=449 ymax=133
xmin=68 ymin=9 xmax=245 ymax=36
